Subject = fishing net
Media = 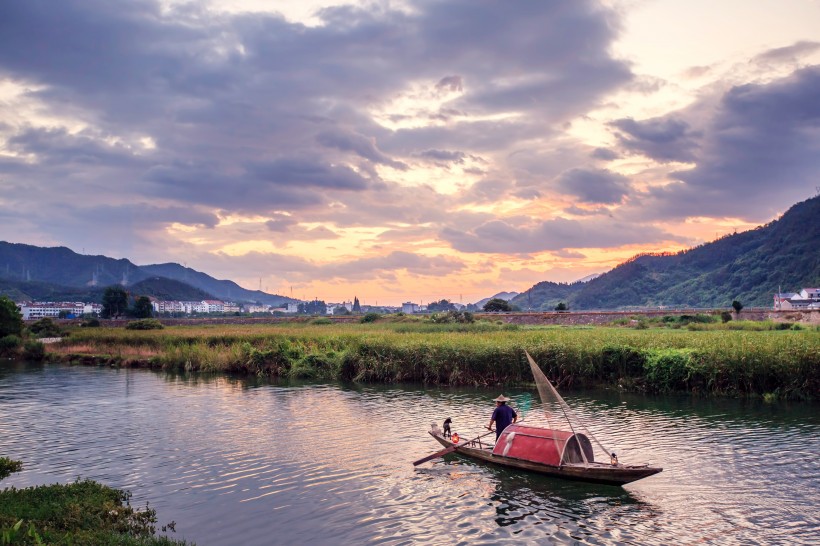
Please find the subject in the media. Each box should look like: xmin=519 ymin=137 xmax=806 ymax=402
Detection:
xmin=525 ymin=351 xmax=613 ymax=466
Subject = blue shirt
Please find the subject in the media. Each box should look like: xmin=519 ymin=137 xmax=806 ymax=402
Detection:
xmin=491 ymin=404 xmax=517 ymax=438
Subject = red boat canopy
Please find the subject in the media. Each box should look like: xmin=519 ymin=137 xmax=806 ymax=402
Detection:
xmin=492 ymin=424 xmax=595 ymax=466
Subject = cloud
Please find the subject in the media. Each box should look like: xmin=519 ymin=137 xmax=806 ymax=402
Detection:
xmin=752 ymin=40 xmax=820 ymax=65
xmin=590 ymin=147 xmax=619 ymax=161
xmin=610 ymin=117 xmax=700 ymax=162
xmin=441 ymin=217 xmax=677 ymax=254
xmin=641 ymin=65 xmax=820 ymax=220
xmin=205 ymin=249 xmax=466 ymax=283
xmin=436 ymin=75 xmax=463 ymax=92
xmin=555 ymin=168 xmax=631 ymax=204
xmin=417 ymin=149 xmax=469 ymax=164
xmin=316 ymin=129 xmax=407 ymax=170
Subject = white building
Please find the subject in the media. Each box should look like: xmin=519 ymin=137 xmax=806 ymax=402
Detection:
xmin=774 ymin=288 xmax=820 ymax=310
xmin=204 ymin=300 xmax=224 ymax=313
xmin=402 ymin=302 xmax=418 ymax=314
xmin=18 ymin=302 xmax=86 ymax=320
xmin=285 ymin=303 xmax=299 ymax=313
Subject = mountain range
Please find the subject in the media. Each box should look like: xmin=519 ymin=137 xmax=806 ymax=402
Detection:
xmin=508 ymin=195 xmax=819 ymax=310
xmin=1 ymin=195 xmax=817 ymax=310
xmin=0 ymin=242 xmax=295 ymax=306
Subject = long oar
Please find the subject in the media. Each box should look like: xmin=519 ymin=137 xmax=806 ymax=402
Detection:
xmin=412 ymin=430 xmax=496 ymax=466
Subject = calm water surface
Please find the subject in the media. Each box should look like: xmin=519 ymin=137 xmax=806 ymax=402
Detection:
xmin=1 ymin=362 xmax=818 ymax=545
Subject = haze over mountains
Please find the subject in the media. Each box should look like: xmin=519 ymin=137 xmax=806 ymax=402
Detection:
xmin=1 ymin=195 xmax=817 ymax=310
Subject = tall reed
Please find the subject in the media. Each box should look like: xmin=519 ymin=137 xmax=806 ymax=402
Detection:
xmin=52 ymin=323 xmax=819 ymax=399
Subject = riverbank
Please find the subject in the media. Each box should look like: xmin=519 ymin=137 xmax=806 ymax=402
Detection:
xmin=44 ymin=321 xmax=819 ymax=400
xmin=0 ymin=469 xmax=188 ymax=545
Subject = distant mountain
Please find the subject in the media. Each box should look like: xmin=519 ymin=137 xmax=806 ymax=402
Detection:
xmin=139 ymin=263 xmax=292 ymax=306
xmin=474 ymin=291 xmax=519 ymax=308
xmin=129 ymin=277 xmax=215 ymax=302
xmin=0 ymin=242 xmax=294 ymax=305
xmin=0 ymin=278 xmax=108 ymax=303
xmin=509 ymin=281 xmax=585 ymax=311
xmin=575 ymin=273 xmax=601 ymax=283
xmin=515 ymin=195 xmax=820 ymax=310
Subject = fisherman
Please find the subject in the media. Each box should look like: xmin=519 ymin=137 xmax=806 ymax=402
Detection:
xmin=487 ymin=395 xmax=518 ymax=440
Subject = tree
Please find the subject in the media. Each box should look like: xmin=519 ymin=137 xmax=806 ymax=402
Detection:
xmin=428 ymin=299 xmax=456 ymax=312
xmin=555 ymin=302 xmax=568 ymax=311
xmin=483 ymin=298 xmax=512 ymax=312
xmin=0 ymin=296 xmax=24 ymax=338
xmin=132 ymin=296 xmax=154 ymax=318
xmin=732 ymin=300 xmax=743 ymax=313
xmin=352 ymin=297 xmax=361 ymax=313
xmin=298 ymin=300 xmax=327 ymax=315
xmin=101 ymin=286 xmax=129 ymax=318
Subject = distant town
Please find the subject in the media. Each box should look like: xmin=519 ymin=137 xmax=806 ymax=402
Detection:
xmin=14 ymin=287 xmax=819 ymax=320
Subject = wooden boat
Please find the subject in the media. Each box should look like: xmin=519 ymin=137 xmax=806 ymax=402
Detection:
xmin=419 ymin=351 xmax=662 ymax=486
xmin=427 ymin=424 xmax=662 ymax=486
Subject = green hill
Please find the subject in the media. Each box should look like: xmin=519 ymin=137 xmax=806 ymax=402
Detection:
xmin=515 ymin=195 xmax=820 ymax=310
xmin=0 ymin=242 xmax=294 ymax=305
xmin=129 ymin=277 xmax=215 ymax=301
xmin=0 ymin=279 xmax=108 ymax=303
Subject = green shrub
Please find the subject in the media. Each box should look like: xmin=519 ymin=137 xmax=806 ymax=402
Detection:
xmin=29 ymin=317 xmax=63 ymax=338
xmin=0 ymin=296 xmax=24 ymax=338
xmin=720 ymin=311 xmax=733 ymax=323
xmin=0 ymin=457 xmax=22 ymax=480
xmin=0 ymin=478 xmax=188 ymax=544
xmin=311 ymin=318 xmax=332 ymax=325
xmin=360 ymin=312 xmax=381 ymax=323
xmin=22 ymin=340 xmax=45 ymax=361
xmin=0 ymin=335 xmax=22 ymax=356
xmin=125 ymin=319 xmax=164 ymax=330
xmin=82 ymin=318 xmax=101 ymax=327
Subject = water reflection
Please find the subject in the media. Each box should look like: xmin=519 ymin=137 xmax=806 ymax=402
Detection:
xmin=0 ymin=363 xmax=818 ymax=545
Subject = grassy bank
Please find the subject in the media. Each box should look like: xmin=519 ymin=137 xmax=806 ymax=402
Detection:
xmin=0 ymin=459 xmax=187 ymax=545
xmin=46 ymin=321 xmax=820 ymax=399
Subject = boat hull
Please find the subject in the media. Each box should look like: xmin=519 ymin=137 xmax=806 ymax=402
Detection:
xmin=429 ymin=432 xmax=662 ymax=486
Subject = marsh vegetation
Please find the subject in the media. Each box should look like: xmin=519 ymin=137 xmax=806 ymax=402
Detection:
xmin=45 ymin=317 xmax=819 ymax=400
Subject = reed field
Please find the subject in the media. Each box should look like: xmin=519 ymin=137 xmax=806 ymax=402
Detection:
xmin=46 ymin=320 xmax=820 ymax=399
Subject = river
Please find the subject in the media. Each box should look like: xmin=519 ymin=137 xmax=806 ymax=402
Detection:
xmin=1 ymin=362 xmax=818 ymax=545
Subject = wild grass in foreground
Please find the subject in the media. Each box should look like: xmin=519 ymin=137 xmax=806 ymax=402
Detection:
xmin=50 ymin=321 xmax=820 ymax=399
xmin=0 ymin=459 xmax=188 ymax=546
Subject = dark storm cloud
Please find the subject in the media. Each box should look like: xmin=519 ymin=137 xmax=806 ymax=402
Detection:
xmin=641 ymin=65 xmax=820 ymax=220
xmin=555 ymin=168 xmax=631 ymax=204
xmin=441 ymin=217 xmax=676 ymax=254
xmin=610 ymin=117 xmax=700 ymax=162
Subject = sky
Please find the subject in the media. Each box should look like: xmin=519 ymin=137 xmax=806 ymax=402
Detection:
xmin=0 ymin=0 xmax=818 ymax=306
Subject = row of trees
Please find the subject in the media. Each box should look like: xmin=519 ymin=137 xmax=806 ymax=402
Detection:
xmin=101 ymin=287 xmax=153 ymax=319
xmin=481 ymin=298 xmax=568 ymax=312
